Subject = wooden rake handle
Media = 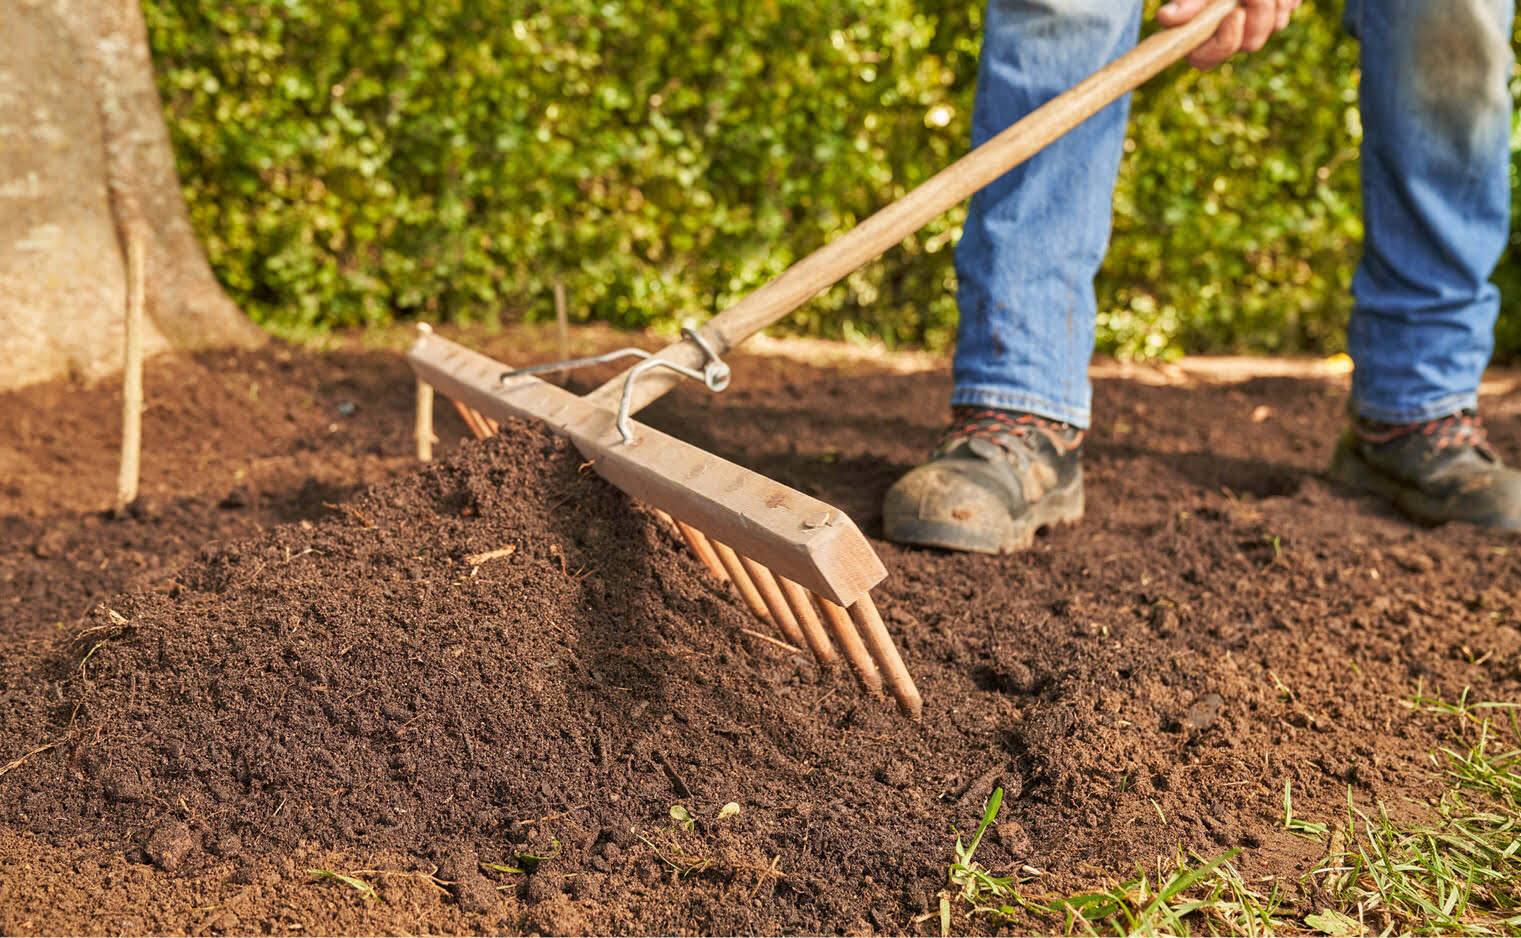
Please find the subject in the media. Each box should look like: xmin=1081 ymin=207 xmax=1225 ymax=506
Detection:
xmin=586 ymin=0 xmax=1238 ymax=415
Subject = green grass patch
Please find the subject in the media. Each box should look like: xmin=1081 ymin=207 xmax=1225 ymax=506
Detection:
xmin=1036 ymin=851 xmax=1285 ymax=937
xmin=1306 ymin=693 xmax=1521 ymax=936
xmin=935 ymin=788 xmax=1282 ymax=936
xmin=938 ymin=691 xmax=1521 ymax=937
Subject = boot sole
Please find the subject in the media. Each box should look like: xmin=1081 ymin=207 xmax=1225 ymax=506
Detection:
xmin=1327 ymin=435 xmax=1521 ymax=531
xmin=884 ymin=472 xmax=1085 ymax=555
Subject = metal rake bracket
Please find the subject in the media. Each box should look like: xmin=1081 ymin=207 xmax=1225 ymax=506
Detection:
xmin=501 ymin=327 xmax=730 ymax=444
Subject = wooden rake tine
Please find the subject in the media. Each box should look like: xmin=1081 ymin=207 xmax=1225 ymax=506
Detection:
xmin=817 ymin=594 xmax=920 ymax=719
xmin=658 ymin=514 xmax=837 ymax=669
xmin=709 ymin=540 xmax=772 ymax=623
xmin=848 ymin=593 xmax=922 ymax=720
xmin=452 ymin=399 xmax=496 ymax=440
xmin=737 ymin=554 xmax=810 ymax=651
xmin=813 ymin=595 xmax=883 ymax=699
xmin=774 ymin=574 xmax=837 ymax=672
xmin=672 ymin=519 xmax=729 ymax=583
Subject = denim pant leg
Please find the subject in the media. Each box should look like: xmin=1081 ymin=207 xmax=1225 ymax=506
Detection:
xmin=952 ymin=0 xmax=1143 ymax=429
xmin=1345 ymin=0 xmax=1515 ymax=423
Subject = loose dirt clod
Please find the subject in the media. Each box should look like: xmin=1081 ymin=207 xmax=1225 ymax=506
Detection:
xmin=437 ymin=845 xmax=498 ymax=914
xmin=144 ymin=820 xmax=194 ymax=872
xmin=101 ymin=768 xmax=146 ymax=803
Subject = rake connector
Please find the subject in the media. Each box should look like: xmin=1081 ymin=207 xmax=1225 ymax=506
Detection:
xmin=408 ymin=0 xmax=1242 ymax=723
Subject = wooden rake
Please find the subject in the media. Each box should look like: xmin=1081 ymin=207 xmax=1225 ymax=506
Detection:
xmin=410 ymin=329 xmax=919 ymax=717
xmin=404 ymin=0 xmax=1239 ymax=721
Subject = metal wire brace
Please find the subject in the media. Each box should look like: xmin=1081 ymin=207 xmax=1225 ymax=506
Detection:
xmin=500 ymin=327 xmax=730 ymax=444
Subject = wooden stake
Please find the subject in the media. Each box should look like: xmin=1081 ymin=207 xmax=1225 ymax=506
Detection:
xmin=553 ymin=278 xmax=570 ymax=385
xmin=814 ymin=595 xmax=882 ymax=697
xmin=776 ymin=574 xmax=837 ymax=671
xmin=114 ymin=227 xmax=146 ymax=514
xmin=415 ymin=379 xmax=435 ymax=461
xmin=849 ymin=594 xmax=923 ymax=720
xmin=711 ymin=540 xmax=772 ymax=621
xmin=738 ymin=555 xmax=809 ymax=650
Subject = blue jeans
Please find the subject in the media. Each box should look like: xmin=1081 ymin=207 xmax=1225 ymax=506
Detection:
xmin=953 ymin=0 xmax=1516 ymax=428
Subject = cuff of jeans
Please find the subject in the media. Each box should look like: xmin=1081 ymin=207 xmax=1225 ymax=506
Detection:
xmin=1354 ymin=390 xmax=1479 ymax=425
xmin=950 ymin=386 xmax=1090 ymax=429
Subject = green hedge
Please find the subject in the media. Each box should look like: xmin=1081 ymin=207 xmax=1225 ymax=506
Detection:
xmin=144 ymin=0 xmax=1519 ymax=359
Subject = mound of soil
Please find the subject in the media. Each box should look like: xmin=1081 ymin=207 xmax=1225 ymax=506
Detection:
xmin=4 ymin=424 xmax=957 ymax=933
xmin=3 ymin=335 xmax=1520 ymax=935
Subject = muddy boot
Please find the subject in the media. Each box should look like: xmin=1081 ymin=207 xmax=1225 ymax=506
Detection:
xmin=883 ymin=407 xmax=1084 ymax=553
xmin=1328 ymin=409 xmax=1521 ymax=530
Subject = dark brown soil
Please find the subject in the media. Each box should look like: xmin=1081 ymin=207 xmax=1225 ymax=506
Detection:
xmin=3 ymin=329 xmax=1520 ymax=935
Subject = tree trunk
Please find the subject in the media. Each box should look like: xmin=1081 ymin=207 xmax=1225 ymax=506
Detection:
xmin=0 ymin=0 xmax=263 ymax=392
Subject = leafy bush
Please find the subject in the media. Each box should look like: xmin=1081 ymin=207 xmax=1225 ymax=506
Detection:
xmin=1104 ymin=2 xmax=1363 ymax=358
xmin=144 ymin=0 xmax=1519 ymax=359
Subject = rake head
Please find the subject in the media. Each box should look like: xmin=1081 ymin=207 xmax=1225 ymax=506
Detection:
xmin=407 ymin=331 xmax=921 ymax=719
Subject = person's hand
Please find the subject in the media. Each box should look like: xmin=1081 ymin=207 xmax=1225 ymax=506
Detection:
xmin=1157 ymin=0 xmax=1301 ymax=70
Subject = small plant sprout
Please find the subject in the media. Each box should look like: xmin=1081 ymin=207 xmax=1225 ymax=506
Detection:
xmin=519 ymin=840 xmax=561 ymax=871
xmin=309 ymin=869 xmax=381 ymax=903
xmin=717 ymin=801 xmax=741 ymax=821
xmin=1268 ymin=670 xmax=1294 ymax=702
xmin=669 ymin=804 xmax=696 ymax=831
xmin=633 ymin=829 xmax=713 ymax=878
xmin=1264 ymin=533 xmax=1283 ymax=560
xmin=941 ymin=786 xmax=1021 ymax=934
xmin=1283 ymin=780 xmax=1329 ymax=839
xmin=483 ymin=840 xmax=562 ymax=877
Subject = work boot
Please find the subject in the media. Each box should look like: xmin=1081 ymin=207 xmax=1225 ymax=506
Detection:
xmin=883 ymin=406 xmax=1084 ymax=553
xmin=1328 ymin=408 xmax=1521 ymax=530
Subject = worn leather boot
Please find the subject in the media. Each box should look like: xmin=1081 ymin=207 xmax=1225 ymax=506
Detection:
xmin=1328 ymin=409 xmax=1521 ymax=530
xmin=883 ymin=407 xmax=1084 ymax=553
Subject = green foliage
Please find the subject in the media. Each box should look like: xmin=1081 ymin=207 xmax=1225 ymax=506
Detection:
xmin=143 ymin=0 xmax=977 ymax=344
xmin=143 ymin=0 xmax=1520 ymax=358
xmin=1104 ymin=1 xmax=1363 ymax=358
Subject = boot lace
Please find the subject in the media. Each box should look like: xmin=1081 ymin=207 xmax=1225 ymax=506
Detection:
xmin=937 ymin=407 xmax=1083 ymax=459
xmin=1355 ymin=409 xmax=1492 ymax=454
